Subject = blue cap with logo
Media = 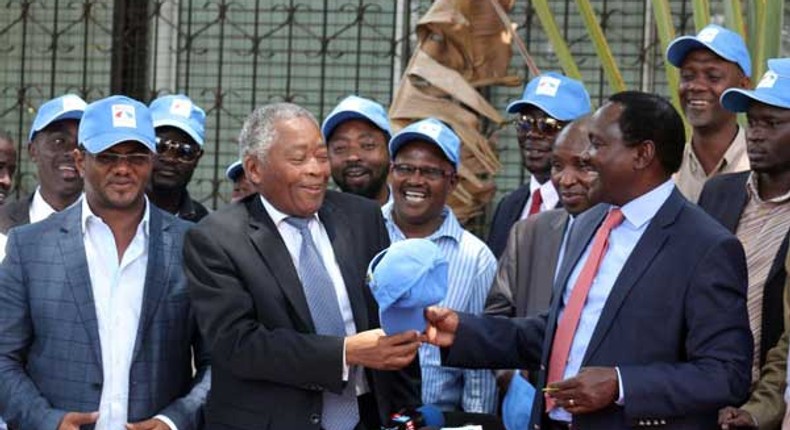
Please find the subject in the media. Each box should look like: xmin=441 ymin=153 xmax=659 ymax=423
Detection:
xmin=388 ymin=118 xmax=460 ymax=169
xmin=29 ymin=94 xmax=88 ymax=142
xmin=721 ymin=58 xmax=790 ymax=112
xmin=666 ymin=23 xmax=752 ymax=77
xmin=226 ymin=159 xmax=244 ymax=181
xmin=149 ymin=94 xmax=206 ymax=146
xmin=321 ymin=95 xmax=392 ymax=141
xmin=78 ymin=95 xmax=156 ymax=154
xmin=367 ymin=238 xmax=448 ymax=335
xmin=506 ymin=72 xmax=592 ymax=120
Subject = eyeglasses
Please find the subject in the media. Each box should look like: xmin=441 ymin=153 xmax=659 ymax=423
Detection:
xmin=155 ymin=137 xmax=201 ymax=162
xmin=513 ymin=115 xmax=567 ymax=135
xmin=91 ymin=152 xmax=152 ymax=167
xmin=392 ymin=163 xmax=453 ymax=181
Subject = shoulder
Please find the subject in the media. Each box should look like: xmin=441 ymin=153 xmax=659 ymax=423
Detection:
xmin=497 ymin=184 xmax=530 ymax=207
xmin=701 ymin=171 xmax=750 ymax=195
xmin=457 ymin=228 xmax=497 ymax=268
xmin=0 ymin=195 xmax=32 ymax=233
xmin=322 ymin=190 xmax=383 ymax=224
xmin=187 ymin=196 xmax=252 ymax=241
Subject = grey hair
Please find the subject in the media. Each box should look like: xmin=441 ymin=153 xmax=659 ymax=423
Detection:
xmin=238 ymin=102 xmax=319 ymax=161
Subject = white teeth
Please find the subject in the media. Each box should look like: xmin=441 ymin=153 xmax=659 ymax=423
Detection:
xmin=59 ymin=166 xmax=76 ymax=172
xmin=688 ymin=100 xmax=708 ymax=107
xmin=404 ymin=190 xmax=427 ymax=202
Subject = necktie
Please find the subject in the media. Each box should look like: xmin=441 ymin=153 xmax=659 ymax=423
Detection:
xmin=285 ymin=217 xmax=360 ymax=430
xmin=545 ymin=208 xmax=624 ymax=411
xmin=528 ymin=188 xmax=543 ymax=217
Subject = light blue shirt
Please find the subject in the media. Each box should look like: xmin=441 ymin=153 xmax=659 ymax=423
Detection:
xmin=382 ymin=203 xmax=498 ymax=413
xmin=550 ymin=180 xmax=675 ymax=423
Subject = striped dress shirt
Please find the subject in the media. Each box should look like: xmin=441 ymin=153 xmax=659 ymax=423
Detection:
xmin=383 ymin=203 xmax=498 ymax=413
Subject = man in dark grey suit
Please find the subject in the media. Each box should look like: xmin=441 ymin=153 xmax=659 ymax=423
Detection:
xmin=184 ymin=102 xmax=421 ymax=430
xmin=0 ymin=95 xmax=209 ymax=430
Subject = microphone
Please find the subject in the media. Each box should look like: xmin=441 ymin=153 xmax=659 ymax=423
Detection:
xmin=382 ymin=405 xmax=445 ymax=430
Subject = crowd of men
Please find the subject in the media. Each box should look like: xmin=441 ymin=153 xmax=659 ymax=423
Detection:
xmin=0 ymin=22 xmax=788 ymax=430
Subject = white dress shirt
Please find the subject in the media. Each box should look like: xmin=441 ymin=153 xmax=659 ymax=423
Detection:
xmin=259 ymin=195 xmax=368 ymax=394
xmin=519 ymin=176 xmax=559 ymax=220
xmin=81 ymin=198 xmax=177 ymax=430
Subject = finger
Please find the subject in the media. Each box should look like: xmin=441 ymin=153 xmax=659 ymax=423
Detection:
xmin=552 ymin=375 xmax=582 ymax=390
xmin=424 ymin=306 xmax=450 ymax=322
xmin=382 ymin=330 xmax=420 ymax=345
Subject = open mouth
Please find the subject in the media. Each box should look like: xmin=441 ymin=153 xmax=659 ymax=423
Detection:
xmin=59 ymin=165 xmax=79 ymax=179
xmin=343 ymin=167 xmax=370 ymax=179
xmin=403 ymin=189 xmax=428 ymax=204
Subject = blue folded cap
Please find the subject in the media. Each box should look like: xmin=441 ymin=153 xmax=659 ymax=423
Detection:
xmin=321 ymin=95 xmax=392 ymax=141
xmin=29 ymin=94 xmax=88 ymax=142
xmin=666 ymin=24 xmax=752 ymax=77
xmin=388 ymin=118 xmax=460 ymax=169
xmin=78 ymin=95 xmax=156 ymax=154
xmin=226 ymin=159 xmax=244 ymax=181
xmin=367 ymin=238 xmax=448 ymax=335
xmin=721 ymin=58 xmax=790 ymax=112
xmin=505 ymin=72 xmax=591 ymax=121
xmin=149 ymin=94 xmax=206 ymax=146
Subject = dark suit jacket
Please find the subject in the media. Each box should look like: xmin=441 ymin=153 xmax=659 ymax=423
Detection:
xmin=184 ymin=191 xmax=421 ymax=430
xmin=445 ymin=190 xmax=753 ymax=429
xmin=698 ymin=171 xmax=789 ymax=366
xmin=0 ymin=193 xmax=32 ymax=234
xmin=487 ymin=183 xmax=561 ymax=259
xmin=484 ymin=209 xmax=569 ymax=318
xmin=0 ymin=203 xmax=210 ymax=430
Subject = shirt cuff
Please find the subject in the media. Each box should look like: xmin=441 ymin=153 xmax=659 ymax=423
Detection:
xmin=615 ymin=367 xmax=625 ymax=405
xmin=342 ymin=337 xmax=349 ymax=381
xmin=154 ymin=415 xmax=178 ymax=430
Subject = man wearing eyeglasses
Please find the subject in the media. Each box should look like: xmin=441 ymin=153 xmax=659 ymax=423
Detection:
xmin=0 ymin=94 xmax=87 ymax=234
xmin=0 ymin=95 xmax=210 ymax=430
xmin=486 ymin=73 xmax=592 ymax=258
xmin=147 ymin=94 xmax=208 ymax=222
xmin=382 ymin=118 xmax=497 ymax=416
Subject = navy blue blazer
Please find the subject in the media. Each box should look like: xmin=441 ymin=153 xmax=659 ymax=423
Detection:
xmin=0 ymin=203 xmax=210 ymax=430
xmin=698 ymin=171 xmax=789 ymax=366
xmin=487 ymin=183 xmax=561 ymax=259
xmin=445 ymin=189 xmax=752 ymax=429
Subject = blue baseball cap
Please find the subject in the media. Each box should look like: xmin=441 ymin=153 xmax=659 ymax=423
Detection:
xmin=78 ymin=95 xmax=156 ymax=154
xmin=505 ymin=72 xmax=591 ymax=120
xmin=149 ymin=94 xmax=206 ymax=146
xmin=367 ymin=238 xmax=448 ymax=335
xmin=721 ymin=58 xmax=790 ymax=112
xmin=226 ymin=159 xmax=244 ymax=181
xmin=28 ymin=94 xmax=88 ymax=142
xmin=321 ymin=95 xmax=392 ymax=141
xmin=666 ymin=24 xmax=752 ymax=77
xmin=388 ymin=118 xmax=460 ymax=169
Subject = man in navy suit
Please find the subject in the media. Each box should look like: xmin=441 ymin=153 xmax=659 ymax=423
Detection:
xmin=426 ymin=91 xmax=752 ymax=429
xmin=486 ymin=73 xmax=591 ymax=258
xmin=0 ymin=96 xmax=209 ymax=430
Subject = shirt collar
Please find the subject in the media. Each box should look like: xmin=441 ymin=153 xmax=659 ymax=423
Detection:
xmin=30 ymin=187 xmax=82 ymax=223
xmin=259 ymin=194 xmax=320 ymax=227
xmin=382 ymin=202 xmax=464 ymax=244
xmin=529 ymin=176 xmax=560 ymax=209
xmin=746 ymin=172 xmax=790 ymax=204
xmin=722 ymin=125 xmax=747 ymax=166
xmin=80 ymin=195 xmax=151 ymax=236
xmin=618 ymin=179 xmax=675 ymax=229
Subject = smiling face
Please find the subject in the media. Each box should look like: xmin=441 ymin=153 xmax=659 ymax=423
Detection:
xmin=678 ymin=49 xmax=749 ymax=129
xmin=248 ymin=116 xmax=329 ymax=217
xmin=550 ymin=119 xmax=595 ymax=216
xmin=390 ymin=140 xmax=457 ymax=236
xmin=516 ymin=105 xmax=566 ymax=181
xmin=75 ymin=141 xmax=153 ymax=213
xmin=327 ymin=119 xmax=390 ymax=200
xmin=29 ymin=119 xmax=83 ymax=203
xmin=745 ymin=101 xmax=790 ymax=175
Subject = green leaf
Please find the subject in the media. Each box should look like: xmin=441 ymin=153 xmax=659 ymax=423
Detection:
xmin=531 ymin=0 xmax=583 ymax=80
xmin=692 ymin=0 xmax=710 ymax=32
xmin=575 ymin=0 xmax=626 ymax=92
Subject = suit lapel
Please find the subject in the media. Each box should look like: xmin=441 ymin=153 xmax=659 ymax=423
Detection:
xmin=719 ymin=174 xmax=749 ymax=233
xmin=319 ymin=198 xmax=368 ymax=332
xmin=59 ymin=206 xmax=103 ymax=369
xmin=581 ymin=191 xmax=683 ymax=364
xmin=132 ymin=208 xmax=171 ymax=359
xmin=247 ymin=198 xmax=315 ymax=332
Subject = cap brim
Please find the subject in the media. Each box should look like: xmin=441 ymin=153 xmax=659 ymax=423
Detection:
xmin=29 ymin=110 xmax=85 ymax=142
xmin=153 ymin=119 xmax=204 ymax=146
xmin=721 ymin=88 xmax=790 ymax=112
xmin=666 ymin=37 xmax=743 ymax=75
xmin=82 ymin=130 xmax=156 ymax=154
xmin=226 ymin=162 xmax=243 ymax=180
xmin=322 ymin=111 xmax=390 ymax=141
xmin=389 ymin=132 xmax=458 ymax=168
xmin=505 ymin=100 xmax=577 ymax=121
xmin=380 ymin=306 xmax=426 ymax=335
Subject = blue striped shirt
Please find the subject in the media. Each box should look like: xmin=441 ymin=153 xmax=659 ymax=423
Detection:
xmin=383 ymin=203 xmax=498 ymax=413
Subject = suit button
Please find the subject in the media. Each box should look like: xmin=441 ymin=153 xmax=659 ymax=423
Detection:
xmin=309 ymin=413 xmax=320 ymax=425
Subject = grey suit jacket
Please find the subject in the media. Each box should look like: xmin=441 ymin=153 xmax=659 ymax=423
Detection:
xmin=0 ymin=193 xmax=32 ymax=234
xmin=484 ymin=209 xmax=569 ymax=318
xmin=0 ymin=203 xmax=211 ymax=430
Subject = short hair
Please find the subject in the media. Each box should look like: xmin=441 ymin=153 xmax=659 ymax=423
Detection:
xmin=607 ymin=91 xmax=685 ymax=174
xmin=238 ymin=103 xmax=318 ymax=161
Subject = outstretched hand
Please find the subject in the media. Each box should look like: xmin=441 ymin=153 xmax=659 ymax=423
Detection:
xmin=346 ymin=329 xmax=420 ymax=370
xmin=423 ymin=306 xmax=459 ymax=347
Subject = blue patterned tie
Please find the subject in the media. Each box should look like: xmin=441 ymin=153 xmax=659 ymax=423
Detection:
xmin=285 ymin=217 xmax=360 ymax=430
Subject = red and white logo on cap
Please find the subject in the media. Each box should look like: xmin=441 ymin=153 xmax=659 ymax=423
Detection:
xmin=697 ymin=27 xmax=720 ymax=43
xmin=757 ymin=70 xmax=778 ymax=89
xmin=535 ymin=76 xmax=561 ymax=97
xmin=111 ymin=104 xmax=137 ymax=128
xmin=170 ymin=99 xmax=193 ymax=117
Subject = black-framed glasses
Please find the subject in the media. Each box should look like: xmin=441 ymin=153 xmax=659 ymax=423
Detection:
xmin=392 ymin=163 xmax=452 ymax=181
xmin=513 ymin=115 xmax=567 ymax=135
xmin=155 ymin=137 xmax=201 ymax=162
xmin=91 ymin=152 xmax=152 ymax=167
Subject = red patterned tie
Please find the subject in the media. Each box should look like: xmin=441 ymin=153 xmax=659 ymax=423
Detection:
xmin=545 ymin=208 xmax=625 ymax=411
xmin=528 ymin=188 xmax=543 ymax=216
